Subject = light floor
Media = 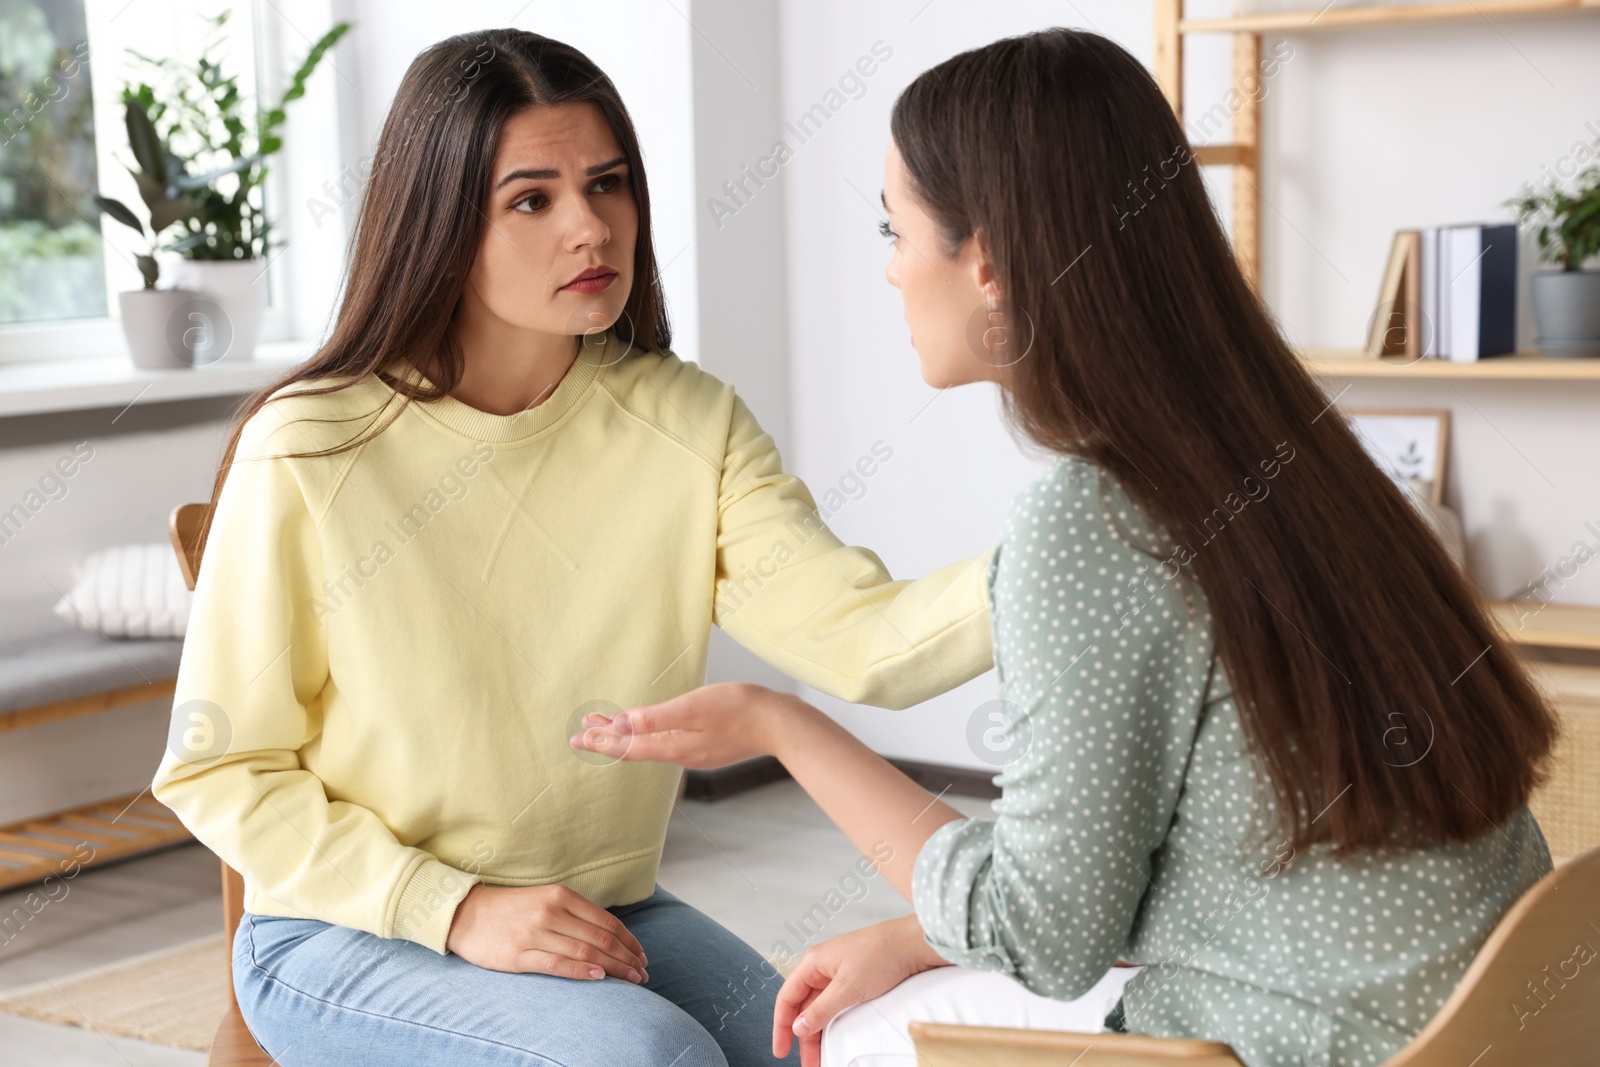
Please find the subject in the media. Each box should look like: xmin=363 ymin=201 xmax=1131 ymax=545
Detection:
xmin=0 ymin=780 xmax=993 ymax=1064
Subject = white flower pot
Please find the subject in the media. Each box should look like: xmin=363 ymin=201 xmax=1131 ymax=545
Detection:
xmin=117 ymin=288 xmax=209 ymax=369
xmin=165 ymin=260 xmax=268 ymax=362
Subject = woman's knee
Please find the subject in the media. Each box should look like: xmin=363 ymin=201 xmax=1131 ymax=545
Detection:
xmin=597 ymin=995 xmax=729 ymax=1067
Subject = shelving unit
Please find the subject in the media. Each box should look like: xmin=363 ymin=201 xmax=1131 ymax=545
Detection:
xmin=1180 ymin=0 xmax=1600 ymax=35
xmin=1153 ymin=4 xmax=1600 ymax=381
xmin=1154 ymin=0 xmax=1600 ymax=293
xmin=1156 ymin=3 xmax=1600 ymax=860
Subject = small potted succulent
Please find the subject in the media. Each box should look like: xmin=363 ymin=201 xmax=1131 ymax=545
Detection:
xmin=1508 ymin=142 xmax=1600 ymax=358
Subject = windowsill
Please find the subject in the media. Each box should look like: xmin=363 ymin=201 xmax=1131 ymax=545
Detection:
xmin=0 ymin=340 xmax=315 ymax=419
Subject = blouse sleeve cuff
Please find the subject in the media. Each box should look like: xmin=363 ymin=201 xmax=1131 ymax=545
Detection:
xmin=391 ymin=856 xmax=481 ymax=954
xmin=912 ymin=817 xmax=1017 ymax=975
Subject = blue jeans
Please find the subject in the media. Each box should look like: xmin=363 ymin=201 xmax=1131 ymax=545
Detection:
xmin=233 ymin=884 xmax=799 ymax=1066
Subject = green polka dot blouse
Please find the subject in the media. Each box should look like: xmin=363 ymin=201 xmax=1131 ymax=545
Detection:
xmin=911 ymin=454 xmax=1553 ymax=1067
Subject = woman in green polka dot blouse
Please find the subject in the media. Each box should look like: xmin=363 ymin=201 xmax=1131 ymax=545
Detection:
xmin=571 ymin=28 xmax=1559 ymax=1067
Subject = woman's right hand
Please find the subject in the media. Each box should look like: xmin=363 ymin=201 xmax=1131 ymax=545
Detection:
xmin=569 ymin=681 xmax=806 ymax=769
xmin=444 ymin=883 xmax=650 ymax=982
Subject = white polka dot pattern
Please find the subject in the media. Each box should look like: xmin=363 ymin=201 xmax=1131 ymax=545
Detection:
xmin=910 ymin=454 xmax=1553 ymax=1067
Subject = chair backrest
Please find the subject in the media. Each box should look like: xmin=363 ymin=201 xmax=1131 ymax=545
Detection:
xmin=169 ymin=502 xmax=208 ymax=592
xmin=911 ymin=844 xmax=1600 ymax=1067
xmin=1386 ymin=842 xmax=1600 ymax=1066
xmin=167 ymin=503 xmax=251 ymax=973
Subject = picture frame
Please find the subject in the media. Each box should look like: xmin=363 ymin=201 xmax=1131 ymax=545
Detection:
xmin=1341 ymin=408 xmax=1451 ymax=505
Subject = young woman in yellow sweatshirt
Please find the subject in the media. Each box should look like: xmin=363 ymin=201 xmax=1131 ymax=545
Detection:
xmin=149 ymin=29 xmax=995 ymax=1067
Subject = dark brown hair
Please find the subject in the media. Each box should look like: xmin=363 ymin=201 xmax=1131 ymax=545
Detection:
xmin=891 ymin=28 xmax=1556 ymax=856
xmin=194 ymin=28 xmax=669 ymax=560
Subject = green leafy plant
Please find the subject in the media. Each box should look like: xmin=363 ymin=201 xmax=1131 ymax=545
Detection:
xmin=91 ymin=99 xmax=210 ymax=288
xmin=1508 ymin=142 xmax=1600 ymax=272
xmin=95 ymin=10 xmax=349 ymax=282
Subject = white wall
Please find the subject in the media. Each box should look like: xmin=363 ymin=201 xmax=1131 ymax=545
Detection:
xmin=767 ymin=1 xmax=1600 ymax=767
xmin=683 ymin=0 xmax=806 ymax=696
xmin=773 ymin=2 xmax=1147 ymax=765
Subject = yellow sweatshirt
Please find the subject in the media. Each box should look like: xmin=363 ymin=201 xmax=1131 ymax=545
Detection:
xmin=151 ymin=330 xmax=994 ymax=955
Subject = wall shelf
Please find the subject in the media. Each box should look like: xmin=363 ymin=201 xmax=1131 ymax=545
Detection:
xmin=1490 ymin=601 xmax=1600 ymax=652
xmin=1182 ymin=1 xmax=1600 ymax=36
xmin=1301 ymin=348 xmax=1600 ymax=380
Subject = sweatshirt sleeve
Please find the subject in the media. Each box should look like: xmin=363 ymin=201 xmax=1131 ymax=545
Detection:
xmin=910 ymin=458 xmax=1214 ymax=998
xmin=150 ymin=404 xmax=480 ymax=954
xmin=711 ymin=392 xmax=994 ymax=710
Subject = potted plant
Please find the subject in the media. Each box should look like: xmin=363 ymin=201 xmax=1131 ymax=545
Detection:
xmin=1508 ymin=142 xmax=1600 ymax=358
xmin=119 ymin=11 xmax=350 ymax=362
xmin=92 ymin=99 xmax=210 ymax=368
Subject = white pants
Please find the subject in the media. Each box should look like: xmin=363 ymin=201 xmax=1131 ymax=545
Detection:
xmin=820 ymin=964 xmax=1140 ymax=1067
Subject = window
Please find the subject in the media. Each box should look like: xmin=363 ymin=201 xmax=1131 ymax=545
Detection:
xmin=0 ymin=0 xmax=104 ymax=327
xmin=0 ymin=0 xmax=296 ymax=363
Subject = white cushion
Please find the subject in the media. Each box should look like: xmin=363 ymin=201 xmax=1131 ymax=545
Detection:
xmin=52 ymin=543 xmax=193 ymax=639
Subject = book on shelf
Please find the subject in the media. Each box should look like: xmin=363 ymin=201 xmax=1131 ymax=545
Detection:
xmin=1423 ymin=227 xmax=1440 ymax=357
xmin=1367 ymin=223 xmax=1516 ymax=361
xmin=1368 ymin=229 xmax=1421 ymax=359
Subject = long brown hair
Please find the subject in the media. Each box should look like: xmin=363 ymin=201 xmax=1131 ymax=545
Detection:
xmin=891 ymin=28 xmax=1556 ymax=856
xmin=194 ymin=28 xmax=670 ymax=560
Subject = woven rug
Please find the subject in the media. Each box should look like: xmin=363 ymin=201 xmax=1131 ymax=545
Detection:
xmin=0 ymin=932 xmax=228 ymax=1050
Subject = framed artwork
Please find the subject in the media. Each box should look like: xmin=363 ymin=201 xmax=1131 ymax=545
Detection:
xmin=1342 ymin=408 xmax=1450 ymax=504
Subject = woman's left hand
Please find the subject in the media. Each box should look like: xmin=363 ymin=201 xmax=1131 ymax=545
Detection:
xmin=567 ymin=681 xmax=805 ymax=769
xmin=773 ymin=914 xmax=949 ymax=1067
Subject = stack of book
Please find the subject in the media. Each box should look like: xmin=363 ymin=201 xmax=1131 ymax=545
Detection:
xmin=1366 ymin=223 xmax=1517 ymax=361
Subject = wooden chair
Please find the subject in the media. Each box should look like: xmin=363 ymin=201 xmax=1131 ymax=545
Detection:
xmin=909 ymin=843 xmax=1600 ymax=1067
xmin=169 ymin=503 xmax=274 ymax=1066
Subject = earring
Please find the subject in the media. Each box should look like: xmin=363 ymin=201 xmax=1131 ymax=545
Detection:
xmin=982 ymin=297 xmax=1007 ymax=354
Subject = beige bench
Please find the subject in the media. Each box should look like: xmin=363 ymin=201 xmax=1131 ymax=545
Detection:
xmin=0 ymin=617 xmax=191 ymax=896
